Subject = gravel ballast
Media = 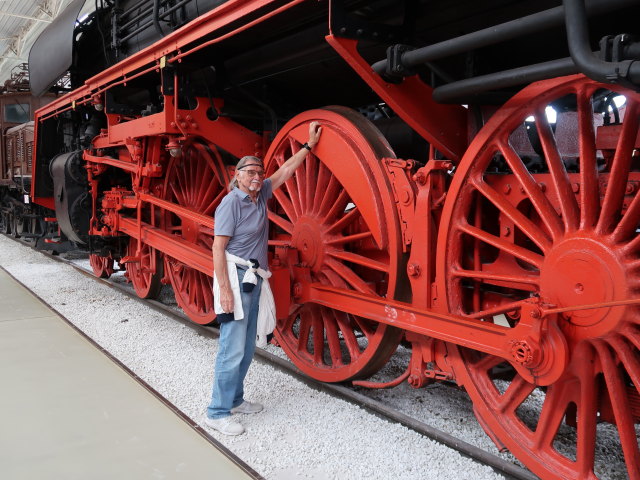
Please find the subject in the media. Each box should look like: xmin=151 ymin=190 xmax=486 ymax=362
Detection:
xmin=0 ymin=236 xmax=509 ymax=479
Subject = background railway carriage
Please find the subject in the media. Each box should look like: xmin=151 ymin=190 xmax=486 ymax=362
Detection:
xmin=25 ymin=0 xmax=640 ymax=478
xmin=0 ymin=65 xmax=58 ymax=243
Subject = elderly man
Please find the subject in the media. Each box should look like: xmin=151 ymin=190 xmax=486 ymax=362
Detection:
xmin=205 ymin=121 xmax=322 ymax=435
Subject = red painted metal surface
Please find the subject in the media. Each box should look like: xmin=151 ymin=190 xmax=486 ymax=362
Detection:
xmin=325 ymin=35 xmax=468 ymax=162
xmin=24 ymin=0 xmax=640 ymax=475
xmin=265 ymin=107 xmax=403 ymax=382
xmin=89 ymin=254 xmax=115 ymax=278
xmin=436 ymin=75 xmax=640 ymax=479
xmin=161 ymin=139 xmax=229 ymax=324
xmin=124 ymin=237 xmax=163 ymax=299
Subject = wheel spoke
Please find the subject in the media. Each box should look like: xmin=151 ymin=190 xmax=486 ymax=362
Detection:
xmin=318 ymin=176 xmax=345 ymax=220
xmin=298 ymin=315 xmax=312 ymax=352
xmin=535 ymin=110 xmax=579 ymax=232
xmin=327 ymin=231 xmax=373 ymax=246
xmin=313 ymin=161 xmax=332 ymax=214
xmin=498 ymin=140 xmax=564 ymax=240
xmin=452 ymin=267 xmax=539 ymax=290
xmin=193 ymin=167 xmax=217 ymax=211
xmin=612 ymin=187 xmax=640 ymax=244
xmin=576 ymin=86 xmax=601 ymax=230
xmin=326 ymin=205 xmax=360 ymax=235
xmin=170 ymin=182 xmax=187 ymax=208
xmin=594 ymin=340 xmax=640 ymax=476
xmin=352 ymin=315 xmax=376 ymax=339
xmin=322 ymin=190 xmax=349 ymax=224
xmin=272 ymin=188 xmax=298 ymax=222
xmin=323 ymin=308 xmax=344 ymax=366
xmin=498 ymin=375 xmax=536 ymax=414
xmin=305 ymin=150 xmax=317 ymax=212
xmin=280 ymin=309 xmax=296 ymax=332
xmin=325 ymin=257 xmax=375 ymax=294
xmin=597 ymin=101 xmax=640 ymax=235
xmin=183 ymin=157 xmax=195 ymax=207
xmin=268 ymin=211 xmax=295 ymax=234
xmin=311 ymin=306 xmax=324 ymax=365
xmin=574 ymin=344 xmax=598 ymax=478
xmin=472 ymin=178 xmax=551 ymax=253
xmin=532 ymin=383 xmax=568 ymax=449
xmin=334 ymin=310 xmax=362 ymax=360
xmin=608 ymin=334 xmax=640 ymax=402
xmin=287 ymin=137 xmax=309 ymax=212
xmin=458 ymin=222 xmax=544 ymax=269
xmin=283 ymin=174 xmax=303 ymax=219
xmin=327 ymin=249 xmax=388 ymax=272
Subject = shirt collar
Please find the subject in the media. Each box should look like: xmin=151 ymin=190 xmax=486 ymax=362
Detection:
xmin=233 ymin=186 xmax=254 ymax=203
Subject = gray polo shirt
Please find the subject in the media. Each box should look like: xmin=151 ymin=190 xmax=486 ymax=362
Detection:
xmin=214 ymin=178 xmax=273 ymax=269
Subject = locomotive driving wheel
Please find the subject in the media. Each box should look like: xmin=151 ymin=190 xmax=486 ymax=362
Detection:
xmin=437 ymin=75 xmax=640 ymax=479
xmin=162 ymin=139 xmax=229 ymax=324
xmin=89 ymin=254 xmax=115 ymax=278
xmin=265 ymin=107 xmax=403 ymax=382
xmin=126 ymin=237 xmax=163 ymax=299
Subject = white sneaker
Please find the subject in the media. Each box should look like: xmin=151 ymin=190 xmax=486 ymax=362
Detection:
xmin=204 ymin=415 xmax=245 ymax=435
xmin=230 ymin=400 xmax=263 ymax=415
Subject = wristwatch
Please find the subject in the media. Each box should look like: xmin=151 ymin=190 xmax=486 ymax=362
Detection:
xmin=302 ymin=143 xmax=312 ymax=151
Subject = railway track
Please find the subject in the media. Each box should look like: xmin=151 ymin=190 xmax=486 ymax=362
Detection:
xmin=4 ymin=233 xmax=536 ymax=480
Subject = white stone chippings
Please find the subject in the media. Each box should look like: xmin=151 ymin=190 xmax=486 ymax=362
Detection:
xmin=0 ymin=236 xmax=509 ymax=479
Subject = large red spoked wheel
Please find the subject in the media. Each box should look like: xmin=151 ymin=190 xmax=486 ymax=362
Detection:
xmin=266 ymin=107 xmax=403 ymax=382
xmin=89 ymin=254 xmax=114 ymax=278
xmin=162 ymin=139 xmax=229 ymax=324
xmin=437 ymin=75 xmax=640 ymax=479
xmin=126 ymin=237 xmax=163 ymax=299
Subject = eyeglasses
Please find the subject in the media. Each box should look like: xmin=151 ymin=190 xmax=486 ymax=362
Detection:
xmin=241 ymin=169 xmax=265 ymax=178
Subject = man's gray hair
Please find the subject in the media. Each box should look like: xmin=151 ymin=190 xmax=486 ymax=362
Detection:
xmin=229 ymin=156 xmax=264 ymax=191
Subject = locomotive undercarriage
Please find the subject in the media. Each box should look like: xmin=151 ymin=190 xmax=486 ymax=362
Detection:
xmin=27 ymin=0 xmax=640 ymax=478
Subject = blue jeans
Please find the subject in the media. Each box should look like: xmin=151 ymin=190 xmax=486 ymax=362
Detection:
xmin=207 ymin=267 xmax=262 ymax=419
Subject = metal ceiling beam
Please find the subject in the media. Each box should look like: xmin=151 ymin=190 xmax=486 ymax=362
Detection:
xmin=0 ymin=0 xmax=72 ymax=84
xmin=0 ymin=11 xmax=52 ymax=23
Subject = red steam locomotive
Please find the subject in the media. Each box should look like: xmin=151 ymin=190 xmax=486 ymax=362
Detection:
xmin=26 ymin=1 xmax=640 ymax=478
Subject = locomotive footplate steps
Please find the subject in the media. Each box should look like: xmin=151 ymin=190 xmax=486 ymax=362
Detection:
xmin=0 ymin=266 xmax=260 ymax=480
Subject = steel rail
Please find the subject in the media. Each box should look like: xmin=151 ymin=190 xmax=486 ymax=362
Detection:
xmin=4 ymin=234 xmax=537 ymax=480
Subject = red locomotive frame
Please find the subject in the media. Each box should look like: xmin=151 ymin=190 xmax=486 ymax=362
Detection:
xmin=29 ymin=1 xmax=640 ymax=478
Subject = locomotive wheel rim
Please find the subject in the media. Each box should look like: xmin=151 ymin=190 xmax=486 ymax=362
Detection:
xmin=162 ymin=139 xmax=229 ymax=325
xmin=265 ymin=107 xmax=403 ymax=382
xmin=89 ymin=254 xmax=114 ymax=279
xmin=436 ymin=75 xmax=640 ymax=479
xmin=127 ymin=237 xmax=163 ymax=299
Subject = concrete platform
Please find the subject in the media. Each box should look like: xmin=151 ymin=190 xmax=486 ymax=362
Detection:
xmin=0 ymin=266 xmax=259 ymax=479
